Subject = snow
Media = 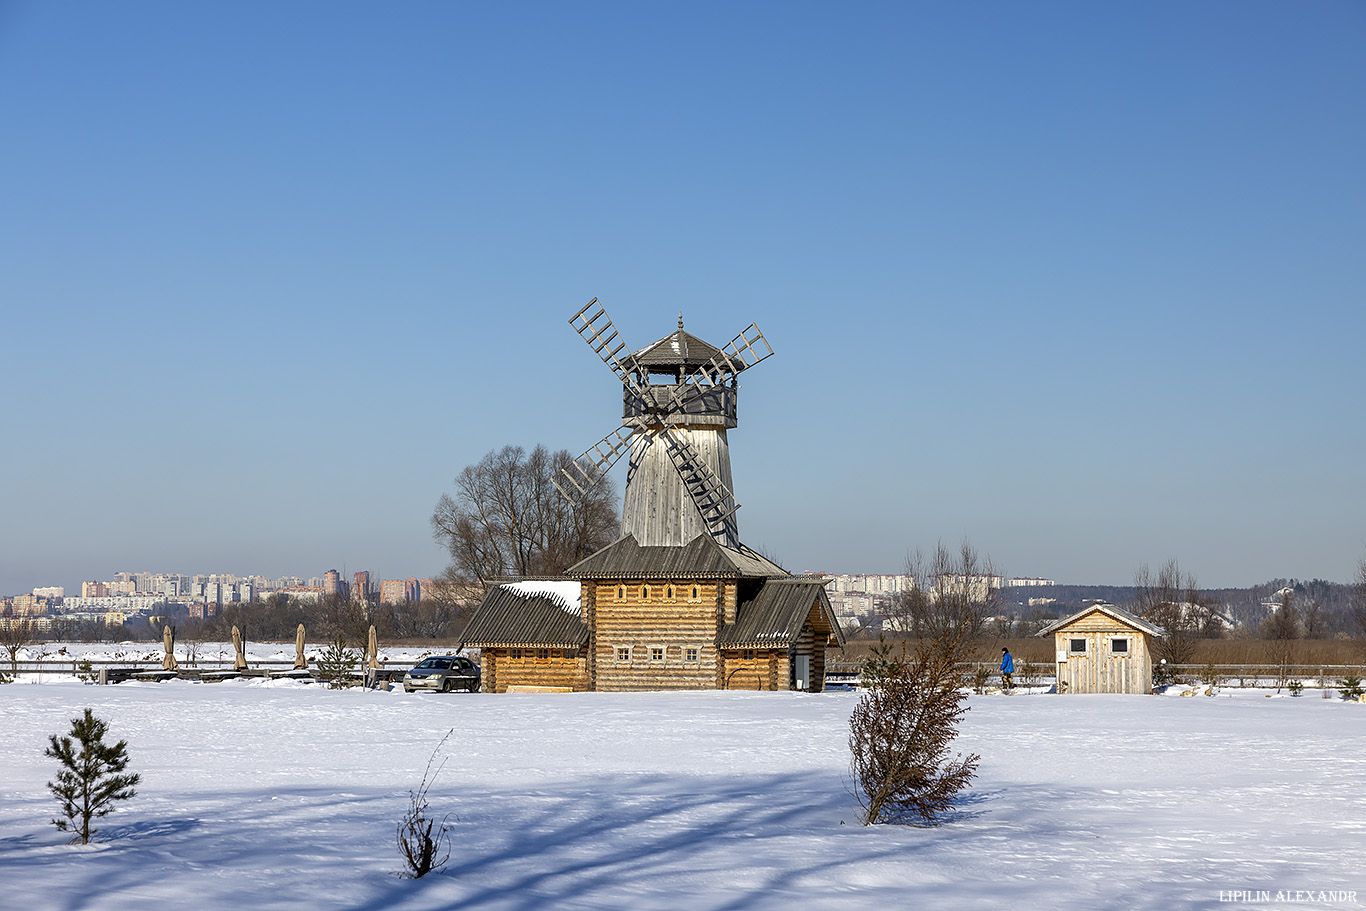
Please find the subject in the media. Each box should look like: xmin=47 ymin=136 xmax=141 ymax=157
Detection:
xmin=501 ymin=579 xmax=583 ymax=614
xmin=2 ymin=664 xmax=1364 ymax=910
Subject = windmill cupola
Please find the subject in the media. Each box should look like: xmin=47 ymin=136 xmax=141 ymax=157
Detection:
xmin=560 ymin=299 xmax=772 ymax=549
xmin=625 ymin=316 xmax=739 ymax=429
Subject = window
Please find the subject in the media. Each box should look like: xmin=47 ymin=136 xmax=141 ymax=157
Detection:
xmin=689 ymin=585 xmax=701 ymax=601
xmin=617 ymin=647 xmax=630 ymax=662
xmin=1069 ymin=638 xmax=1087 ymax=654
xmin=684 ymin=647 xmax=699 ymax=662
xmin=616 ymin=585 xmax=625 ymax=600
xmin=742 ymin=649 xmax=755 ymax=660
xmin=666 ymin=584 xmax=675 ymax=600
xmin=1111 ymin=638 xmax=1129 ymax=655
xmin=651 ymin=647 xmax=664 ymax=662
xmin=537 ymin=648 xmax=550 ymax=660
xmin=565 ymin=648 xmax=578 ymax=660
xmin=642 ymin=584 xmax=651 ymax=600
xmin=510 ymin=648 xmax=522 ymax=659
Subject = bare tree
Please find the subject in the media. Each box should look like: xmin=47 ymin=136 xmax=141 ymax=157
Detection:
xmin=431 ymin=444 xmax=619 ymax=588
xmin=1130 ymin=558 xmax=1206 ymax=667
xmin=1352 ymin=556 xmax=1366 ymax=639
xmin=891 ymin=540 xmax=1000 ymax=646
xmin=1262 ymin=589 xmax=1301 ymax=691
xmin=1 ymin=619 xmax=38 ymax=673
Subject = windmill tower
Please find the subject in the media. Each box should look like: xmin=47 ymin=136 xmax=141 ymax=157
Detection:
xmin=555 ymin=299 xmax=773 ymax=550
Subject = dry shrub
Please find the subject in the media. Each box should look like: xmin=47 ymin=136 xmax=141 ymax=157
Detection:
xmin=397 ymin=730 xmax=455 ymax=878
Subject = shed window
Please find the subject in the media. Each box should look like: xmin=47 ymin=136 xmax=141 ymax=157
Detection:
xmin=1069 ymin=638 xmax=1087 ymax=654
xmin=1111 ymin=638 xmax=1129 ymax=655
xmin=616 ymin=647 xmax=630 ymax=662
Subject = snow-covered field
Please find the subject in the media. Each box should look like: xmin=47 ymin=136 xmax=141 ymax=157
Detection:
xmin=3 ymin=658 xmax=1363 ymax=911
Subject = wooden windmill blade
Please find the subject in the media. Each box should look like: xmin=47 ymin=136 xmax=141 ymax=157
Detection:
xmin=569 ymin=298 xmax=644 ymax=390
xmin=552 ymin=426 xmax=634 ymax=504
xmin=680 ymin=322 xmax=774 ymax=387
xmin=657 ymin=427 xmax=741 ymax=526
xmin=717 ymin=322 xmax=775 ymax=373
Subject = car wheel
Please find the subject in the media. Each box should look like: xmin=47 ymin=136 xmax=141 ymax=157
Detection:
xmin=440 ymin=678 xmax=454 ymax=693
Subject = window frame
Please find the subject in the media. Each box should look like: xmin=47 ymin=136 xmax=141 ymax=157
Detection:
xmin=1069 ymin=638 xmax=1087 ymax=655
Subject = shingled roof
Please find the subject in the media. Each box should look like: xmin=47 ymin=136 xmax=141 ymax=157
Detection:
xmin=564 ymin=532 xmax=786 ymax=579
xmin=719 ymin=579 xmax=847 ymax=650
xmin=631 ymin=324 xmax=726 ymax=372
xmin=459 ymin=584 xmax=589 ymax=648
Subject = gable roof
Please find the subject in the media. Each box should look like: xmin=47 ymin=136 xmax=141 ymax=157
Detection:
xmin=1036 ymin=603 xmax=1166 ymax=638
xmin=719 ymin=579 xmax=847 ymax=650
xmin=565 ymin=532 xmax=786 ymax=579
xmin=459 ymin=584 xmax=589 ymax=648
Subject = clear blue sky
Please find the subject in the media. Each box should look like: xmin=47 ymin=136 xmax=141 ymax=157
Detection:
xmin=2 ymin=1 xmax=1363 ymax=596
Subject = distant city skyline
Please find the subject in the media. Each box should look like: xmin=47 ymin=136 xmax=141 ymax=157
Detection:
xmin=2 ymin=3 xmax=1363 ymax=594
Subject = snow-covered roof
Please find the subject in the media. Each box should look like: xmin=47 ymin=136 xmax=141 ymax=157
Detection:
xmin=502 ymin=580 xmax=582 ymax=615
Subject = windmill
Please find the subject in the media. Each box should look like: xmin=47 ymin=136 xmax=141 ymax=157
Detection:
xmin=554 ymin=298 xmax=773 ymax=550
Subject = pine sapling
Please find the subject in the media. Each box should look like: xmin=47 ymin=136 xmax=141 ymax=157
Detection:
xmin=45 ymin=708 xmax=141 ymax=844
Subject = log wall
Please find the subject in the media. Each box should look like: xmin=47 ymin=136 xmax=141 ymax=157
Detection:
xmin=719 ymin=649 xmax=784 ymax=690
xmin=590 ymin=580 xmax=725 ymax=691
xmin=482 ymin=648 xmax=589 ymax=693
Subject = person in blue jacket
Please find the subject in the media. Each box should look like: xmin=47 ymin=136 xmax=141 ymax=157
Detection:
xmin=1000 ymin=648 xmax=1015 ymax=690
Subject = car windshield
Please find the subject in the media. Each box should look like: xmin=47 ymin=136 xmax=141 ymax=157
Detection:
xmin=415 ymin=658 xmax=452 ymax=670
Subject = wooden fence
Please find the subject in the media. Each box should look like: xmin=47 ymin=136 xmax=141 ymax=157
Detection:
xmin=824 ymin=660 xmax=1366 ymax=690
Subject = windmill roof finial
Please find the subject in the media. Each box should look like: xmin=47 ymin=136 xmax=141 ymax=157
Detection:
xmin=678 ymin=313 xmax=684 ymax=329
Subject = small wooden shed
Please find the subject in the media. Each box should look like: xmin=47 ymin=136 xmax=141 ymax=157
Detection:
xmin=1037 ymin=603 xmax=1165 ymax=695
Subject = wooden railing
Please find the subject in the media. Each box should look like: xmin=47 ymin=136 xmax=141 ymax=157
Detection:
xmin=824 ymin=661 xmax=1366 ymax=690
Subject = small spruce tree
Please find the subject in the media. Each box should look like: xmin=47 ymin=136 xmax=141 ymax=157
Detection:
xmin=1339 ymin=674 xmax=1364 ymax=700
xmin=316 ymin=634 xmax=359 ymax=689
xmin=849 ymin=627 xmax=980 ymax=826
xmin=45 ymin=709 xmax=141 ymax=844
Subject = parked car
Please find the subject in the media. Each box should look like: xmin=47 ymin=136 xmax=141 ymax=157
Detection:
xmin=403 ymin=655 xmax=481 ymax=693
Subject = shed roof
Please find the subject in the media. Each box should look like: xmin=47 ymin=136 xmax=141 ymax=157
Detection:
xmin=459 ymin=584 xmax=589 ymax=648
xmin=719 ymin=579 xmax=847 ymax=649
xmin=565 ymin=532 xmax=786 ymax=579
xmin=1036 ymin=603 xmax=1166 ymax=638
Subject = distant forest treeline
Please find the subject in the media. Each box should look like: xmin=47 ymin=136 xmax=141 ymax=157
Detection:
xmin=998 ymin=577 xmax=1361 ymax=638
xmin=44 ymin=593 xmax=478 ymax=645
